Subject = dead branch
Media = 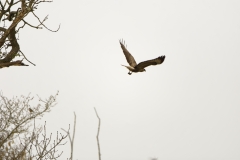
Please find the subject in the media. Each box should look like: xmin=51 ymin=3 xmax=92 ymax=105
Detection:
xmin=0 ymin=0 xmax=59 ymax=69
xmin=61 ymin=112 xmax=76 ymax=160
xmin=0 ymin=59 xmax=28 ymax=68
xmin=0 ymin=26 xmax=20 ymax=63
xmin=94 ymin=107 xmax=101 ymax=160
xmin=32 ymin=12 xmax=61 ymax=32
xmin=19 ymin=50 xmax=36 ymax=66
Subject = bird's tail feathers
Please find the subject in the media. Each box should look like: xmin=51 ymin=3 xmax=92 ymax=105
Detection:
xmin=121 ymin=65 xmax=135 ymax=71
xmin=121 ymin=64 xmax=129 ymax=68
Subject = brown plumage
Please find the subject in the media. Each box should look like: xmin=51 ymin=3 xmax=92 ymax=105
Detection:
xmin=29 ymin=108 xmax=34 ymax=113
xmin=119 ymin=39 xmax=165 ymax=75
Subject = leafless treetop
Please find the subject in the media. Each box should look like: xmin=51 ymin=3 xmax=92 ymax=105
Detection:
xmin=0 ymin=0 xmax=60 ymax=68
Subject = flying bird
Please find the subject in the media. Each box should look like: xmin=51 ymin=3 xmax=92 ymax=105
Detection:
xmin=119 ymin=39 xmax=165 ymax=75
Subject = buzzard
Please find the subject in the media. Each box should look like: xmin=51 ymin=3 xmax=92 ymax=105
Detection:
xmin=119 ymin=39 xmax=165 ymax=75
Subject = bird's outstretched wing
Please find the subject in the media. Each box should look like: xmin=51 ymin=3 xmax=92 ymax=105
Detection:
xmin=135 ymin=55 xmax=165 ymax=70
xmin=119 ymin=39 xmax=137 ymax=67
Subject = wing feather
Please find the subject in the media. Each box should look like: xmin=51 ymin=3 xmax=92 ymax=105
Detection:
xmin=119 ymin=39 xmax=137 ymax=67
xmin=135 ymin=55 xmax=165 ymax=70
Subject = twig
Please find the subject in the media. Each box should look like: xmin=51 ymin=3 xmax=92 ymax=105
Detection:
xmin=19 ymin=50 xmax=36 ymax=66
xmin=61 ymin=112 xmax=76 ymax=160
xmin=94 ymin=107 xmax=101 ymax=160
xmin=71 ymin=112 xmax=76 ymax=160
xmin=32 ymin=12 xmax=61 ymax=32
xmin=22 ymin=19 xmax=43 ymax=29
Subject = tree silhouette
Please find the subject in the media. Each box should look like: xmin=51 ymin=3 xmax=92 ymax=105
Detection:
xmin=0 ymin=0 xmax=60 ymax=69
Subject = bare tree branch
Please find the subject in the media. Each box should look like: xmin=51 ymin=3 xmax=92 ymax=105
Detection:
xmin=0 ymin=92 xmax=68 ymax=159
xmin=94 ymin=107 xmax=101 ymax=160
xmin=19 ymin=50 xmax=36 ymax=66
xmin=0 ymin=59 xmax=28 ymax=68
xmin=32 ymin=12 xmax=61 ymax=32
xmin=61 ymin=112 xmax=76 ymax=160
xmin=0 ymin=0 xmax=59 ymax=69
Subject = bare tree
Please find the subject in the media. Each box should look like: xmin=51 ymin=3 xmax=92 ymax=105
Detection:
xmin=0 ymin=0 xmax=60 ymax=69
xmin=0 ymin=92 xmax=69 ymax=159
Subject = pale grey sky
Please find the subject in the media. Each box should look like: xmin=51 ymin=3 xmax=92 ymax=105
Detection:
xmin=2 ymin=0 xmax=240 ymax=160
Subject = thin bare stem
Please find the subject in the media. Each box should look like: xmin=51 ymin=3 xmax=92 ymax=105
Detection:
xmin=94 ymin=107 xmax=101 ymax=160
xmin=19 ymin=50 xmax=36 ymax=66
xmin=61 ymin=112 xmax=76 ymax=160
xmin=71 ymin=112 xmax=76 ymax=160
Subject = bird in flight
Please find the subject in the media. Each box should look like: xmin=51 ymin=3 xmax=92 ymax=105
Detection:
xmin=119 ymin=39 xmax=165 ymax=75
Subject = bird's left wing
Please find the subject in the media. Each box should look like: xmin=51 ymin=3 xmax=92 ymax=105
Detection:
xmin=119 ymin=39 xmax=137 ymax=67
xmin=135 ymin=55 xmax=165 ymax=70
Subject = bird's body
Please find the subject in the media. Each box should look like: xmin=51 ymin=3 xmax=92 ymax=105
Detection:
xmin=119 ymin=39 xmax=165 ymax=75
xmin=29 ymin=108 xmax=34 ymax=113
xmin=121 ymin=65 xmax=146 ymax=73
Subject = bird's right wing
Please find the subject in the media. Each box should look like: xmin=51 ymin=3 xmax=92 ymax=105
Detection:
xmin=135 ymin=55 xmax=165 ymax=70
xmin=119 ymin=39 xmax=137 ymax=67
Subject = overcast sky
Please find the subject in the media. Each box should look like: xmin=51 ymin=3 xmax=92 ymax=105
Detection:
xmin=2 ymin=0 xmax=240 ymax=160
